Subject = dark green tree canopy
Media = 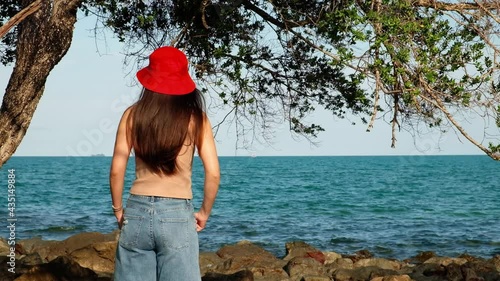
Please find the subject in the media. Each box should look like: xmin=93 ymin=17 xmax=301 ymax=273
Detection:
xmin=0 ymin=0 xmax=20 ymax=65
xmin=2 ymin=0 xmax=500 ymax=159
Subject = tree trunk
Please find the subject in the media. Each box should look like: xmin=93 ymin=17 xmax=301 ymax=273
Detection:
xmin=0 ymin=0 xmax=82 ymax=167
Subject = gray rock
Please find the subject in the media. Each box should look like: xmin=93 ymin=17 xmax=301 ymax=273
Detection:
xmin=301 ymin=276 xmax=330 ymax=281
xmin=0 ymin=238 xmax=11 ymax=257
xmin=283 ymin=242 xmax=325 ymax=264
xmin=331 ymin=266 xmax=398 ymax=281
xmin=13 ymin=256 xmax=103 ymax=281
xmin=371 ymin=275 xmax=412 ymax=281
xmin=490 ymin=255 xmax=500 ymax=272
xmin=202 ymin=270 xmax=254 ymax=281
xmin=409 ymin=262 xmax=446 ymax=281
xmin=284 ymin=257 xmax=327 ymax=281
xmin=200 ymin=252 xmax=226 ymax=275
xmin=424 ymin=257 xmax=468 ymax=267
xmin=405 ymin=251 xmax=438 ymax=264
xmin=215 ymin=241 xmax=288 ymax=280
xmin=323 ymin=251 xmax=342 ymax=265
xmin=69 ymin=241 xmax=117 ymax=277
xmin=18 ymin=231 xmax=118 ymax=262
xmin=459 ymin=260 xmax=500 ymax=281
xmin=444 ymin=262 xmax=463 ymax=281
xmin=18 ymin=253 xmax=43 ymax=267
xmin=354 ymin=258 xmax=402 ymax=271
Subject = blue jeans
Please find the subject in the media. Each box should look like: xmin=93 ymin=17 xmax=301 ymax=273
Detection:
xmin=114 ymin=195 xmax=201 ymax=281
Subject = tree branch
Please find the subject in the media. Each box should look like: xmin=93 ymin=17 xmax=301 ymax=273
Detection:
xmin=473 ymin=0 xmax=500 ymax=24
xmin=391 ymin=94 xmax=401 ymax=148
xmin=412 ymin=0 xmax=497 ymax=11
xmin=242 ymin=0 xmax=286 ymax=29
xmin=0 ymin=0 xmax=43 ymax=39
xmin=418 ymin=78 xmax=500 ymax=160
xmin=367 ymin=0 xmax=382 ymax=133
xmin=200 ymin=0 xmax=211 ymax=29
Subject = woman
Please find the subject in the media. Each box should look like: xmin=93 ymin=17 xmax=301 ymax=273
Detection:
xmin=109 ymin=46 xmax=220 ymax=281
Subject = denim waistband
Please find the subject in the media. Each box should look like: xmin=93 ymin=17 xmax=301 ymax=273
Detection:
xmin=128 ymin=194 xmax=191 ymax=203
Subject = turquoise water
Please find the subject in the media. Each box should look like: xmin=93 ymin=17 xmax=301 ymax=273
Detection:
xmin=0 ymin=155 xmax=499 ymax=260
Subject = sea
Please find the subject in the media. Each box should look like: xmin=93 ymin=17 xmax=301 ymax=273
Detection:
xmin=0 ymin=155 xmax=499 ymax=260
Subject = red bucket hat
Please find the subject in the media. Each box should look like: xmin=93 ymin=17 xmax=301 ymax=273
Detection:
xmin=136 ymin=46 xmax=196 ymax=95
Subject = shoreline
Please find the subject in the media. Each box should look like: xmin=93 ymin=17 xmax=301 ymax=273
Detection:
xmin=1 ymin=231 xmax=499 ymax=281
xmin=10 ymin=229 xmax=500 ymax=262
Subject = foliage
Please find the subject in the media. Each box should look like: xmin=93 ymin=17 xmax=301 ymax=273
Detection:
xmin=83 ymin=0 xmax=371 ymax=140
xmin=2 ymin=0 xmax=499 ymax=157
xmin=0 ymin=0 xmax=19 ymax=65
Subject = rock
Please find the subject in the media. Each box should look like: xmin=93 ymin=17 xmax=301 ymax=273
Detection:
xmin=0 ymin=238 xmax=11 ymax=256
xmin=217 ymin=241 xmax=278 ymax=265
xmin=5 ymin=234 xmax=500 ymax=281
xmin=216 ymin=241 xmax=288 ymax=280
xmin=301 ymin=276 xmax=330 ymax=281
xmin=330 ymin=258 xmax=354 ymax=270
xmin=325 ymin=257 xmax=355 ymax=277
xmin=248 ymin=268 xmax=289 ymax=281
xmin=69 ymin=241 xmax=117 ymax=277
xmin=370 ymin=275 xmax=412 ymax=281
xmin=16 ymin=237 xmax=58 ymax=262
xmin=460 ymin=259 xmax=500 ymax=281
xmin=331 ymin=268 xmax=356 ymax=281
xmin=354 ymin=258 xmax=402 ymax=271
xmin=7 ymin=253 xmax=44 ymax=277
xmin=202 ymin=270 xmax=254 ymax=281
xmin=367 ymin=266 xmax=401 ymax=280
xmin=397 ymin=264 xmax=416 ymax=275
xmin=405 ymin=251 xmax=437 ymax=264
xmin=445 ymin=262 xmax=463 ymax=281
xmin=331 ymin=266 xmax=398 ymax=281
xmin=462 ymin=267 xmax=480 ymax=281
xmin=306 ymin=252 xmax=326 ymax=265
xmin=284 ymin=257 xmax=327 ymax=281
xmin=0 ymin=255 xmax=18 ymax=281
xmin=409 ymin=262 xmax=446 ymax=281
xmin=283 ymin=241 xmax=325 ymax=264
xmin=424 ymin=257 xmax=468 ymax=267
xmin=345 ymin=249 xmax=374 ymax=263
xmin=0 ymin=253 xmax=45 ymax=280
xmin=323 ymin=251 xmax=342 ymax=265
xmin=13 ymin=256 xmax=102 ymax=281
xmin=458 ymin=253 xmax=485 ymax=263
xmin=18 ymin=231 xmax=119 ymax=262
xmin=18 ymin=253 xmax=43 ymax=269
xmin=200 ymin=252 xmax=226 ymax=275
xmin=490 ymin=255 xmax=500 ymax=272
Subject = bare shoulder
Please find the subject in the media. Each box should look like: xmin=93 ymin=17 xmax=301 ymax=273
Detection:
xmin=123 ymin=105 xmax=134 ymax=118
xmin=202 ymin=112 xmax=212 ymax=127
xmin=119 ymin=105 xmax=135 ymax=125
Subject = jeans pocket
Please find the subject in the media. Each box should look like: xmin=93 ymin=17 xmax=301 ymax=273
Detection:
xmin=158 ymin=217 xmax=189 ymax=249
xmin=119 ymin=214 xmax=144 ymax=249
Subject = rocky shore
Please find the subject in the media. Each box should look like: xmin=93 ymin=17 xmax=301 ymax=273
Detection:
xmin=0 ymin=231 xmax=499 ymax=281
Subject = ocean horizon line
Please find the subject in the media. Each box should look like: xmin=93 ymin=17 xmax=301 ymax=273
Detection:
xmin=7 ymin=153 xmax=487 ymax=158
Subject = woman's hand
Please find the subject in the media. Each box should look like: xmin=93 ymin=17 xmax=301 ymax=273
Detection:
xmin=115 ymin=210 xmax=124 ymax=229
xmin=194 ymin=211 xmax=209 ymax=232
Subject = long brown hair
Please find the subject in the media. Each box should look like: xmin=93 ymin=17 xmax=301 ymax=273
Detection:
xmin=129 ymin=88 xmax=205 ymax=175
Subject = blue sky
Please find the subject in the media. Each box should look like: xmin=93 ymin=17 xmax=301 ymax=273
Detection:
xmin=0 ymin=14 xmax=490 ymax=157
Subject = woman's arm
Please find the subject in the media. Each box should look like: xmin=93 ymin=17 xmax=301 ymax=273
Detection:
xmin=109 ymin=108 xmax=132 ymax=229
xmin=194 ymin=114 xmax=220 ymax=232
